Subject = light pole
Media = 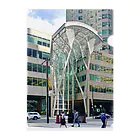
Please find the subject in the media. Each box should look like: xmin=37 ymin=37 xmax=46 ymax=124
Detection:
xmin=92 ymin=86 xmax=94 ymax=117
xmin=42 ymin=57 xmax=49 ymax=123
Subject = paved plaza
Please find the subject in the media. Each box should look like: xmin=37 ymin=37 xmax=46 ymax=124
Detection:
xmin=27 ymin=116 xmax=113 ymax=129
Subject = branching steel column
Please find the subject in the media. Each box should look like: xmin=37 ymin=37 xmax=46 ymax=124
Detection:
xmin=72 ymin=60 xmax=74 ymax=111
xmin=62 ymin=66 xmax=65 ymax=111
xmin=67 ymin=62 xmax=70 ymax=113
xmin=57 ymin=64 xmax=60 ymax=115
xmin=74 ymin=74 xmax=87 ymax=114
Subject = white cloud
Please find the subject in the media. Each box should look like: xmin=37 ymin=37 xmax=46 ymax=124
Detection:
xmin=27 ymin=14 xmax=66 ymax=35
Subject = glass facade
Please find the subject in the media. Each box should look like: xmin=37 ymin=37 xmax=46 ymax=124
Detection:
xmin=90 ymin=63 xmax=113 ymax=74
xmin=90 ymin=74 xmax=113 ymax=84
xmin=89 ymin=85 xmax=113 ymax=93
xmin=77 ymin=64 xmax=86 ymax=73
xmin=27 ymin=34 xmax=50 ymax=47
xmin=90 ymin=51 xmax=113 ymax=63
xmin=27 ymin=77 xmax=51 ymax=87
xmin=27 ymin=62 xmax=50 ymax=74
xmin=77 ymin=75 xmax=86 ymax=82
xmin=27 ymin=48 xmax=50 ymax=59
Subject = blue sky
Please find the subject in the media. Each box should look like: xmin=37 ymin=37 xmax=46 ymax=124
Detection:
xmin=28 ymin=9 xmax=66 ymax=24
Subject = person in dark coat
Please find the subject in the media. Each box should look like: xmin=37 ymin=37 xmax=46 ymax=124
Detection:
xmin=101 ymin=113 xmax=107 ymax=128
xmin=60 ymin=111 xmax=67 ymax=128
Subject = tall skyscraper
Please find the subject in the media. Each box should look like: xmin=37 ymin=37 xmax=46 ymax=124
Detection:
xmin=66 ymin=9 xmax=113 ymax=51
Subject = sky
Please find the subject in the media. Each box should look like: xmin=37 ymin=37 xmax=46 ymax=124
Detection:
xmin=27 ymin=9 xmax=66 ymax=35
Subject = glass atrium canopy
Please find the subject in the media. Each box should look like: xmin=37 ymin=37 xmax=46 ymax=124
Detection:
xmin=50 ymin=21 xmax=103 ymax=115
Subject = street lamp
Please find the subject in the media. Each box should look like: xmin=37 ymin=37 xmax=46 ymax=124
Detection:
xmin=92 ymin=86 xmax=94 ymax=117
xmin=42 ymin=57 xmax=49 ymax=123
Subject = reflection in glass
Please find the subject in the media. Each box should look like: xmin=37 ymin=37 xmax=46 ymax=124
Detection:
xmin=38 ymin=78 xmax=42 ymax=86
xmin=27 ymin=62 xmax=32 ymax=71
xmin=37 ymin=51 xmax=42 ymax=59
xmin=27 ymin=48 xmax=32 ymax=57
xmin=38 ymin=64 xmax=42 ymax=73
xmin=33 ymin=63 xmax=37 ymax=72
xmin=33 ymin=50 xmax=37 ymax=58
xmin=43 ymin=79 xmax=46 ymax=86
xmin=33 ymin=78 xmax=37 ymax=86
xmin=27 ymin=77 xmax=32 ymax=85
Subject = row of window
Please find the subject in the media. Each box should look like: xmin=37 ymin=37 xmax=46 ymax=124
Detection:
xmin=90 ymin=52 xmax=113 ymax=64
xmin=77 ymin=64 xmax=86 ymax=73
xmin=89 ymin=63 xmax=113 ymax=74
xmin=27 ymin=62 xmax=50 ymax=74
xmin=102 ymin=14 xmax=112 ymax=19
xmin=27 ymin=34 xmax=50 ymax=47
xmin=77 ymin=75 xmax=86 ymax=82
xmin=89 ymin=74 xmax=113 ymax=83
xmin=102 ymin=29 xmax=112 ymax=35
xmin=27 ymin=48 xmax=50 ymax=59
xmin=102 ymin=22 xmax=112 ymax=27
xmin=27 ymin=77 xmax=46 ymax=86
xmin=89 ymin=85 xmax=113 ymax=93
xmin=76 ymin=85 xmax=113 ymax=93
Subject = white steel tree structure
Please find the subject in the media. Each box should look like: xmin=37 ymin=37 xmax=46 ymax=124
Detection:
xmin=50 ymin=21 xmax=103 ymax=116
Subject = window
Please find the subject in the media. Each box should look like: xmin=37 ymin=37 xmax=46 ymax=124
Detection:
xmin=43 ymin=65 xmax=46 ymax=73
xmin=27 ymin=77 xmax=32 ymax=85
xmin=47 ymin=44 xmax=50 ymax=47
xmin=33 ymin=63 xmax=37 ymax=72
xmin=42 ymin=52 xmax=50 ymax=60
xmin=38 ymin=78 xmax=42 ymax=86
xmin=102 ymin=30 xmax=110 ymax=34
xmin=98 ymin=54 xmax=101 ymax=60
xmin=90 ymin=74 xmax=95 ymax=81
xmin=43 ymin=42 xmax=47 ymax=46
xmin=78 ymin=9 xmax=82 ymax=13
xmin=95 ymin=64 xmax=98 ymax=71
xmin=78 ymin=16 xmax=82 ymax=20
xmin=27 ymin=34 xmax=37 ymax=44
xmin=103 ymin=38 xmax=108 ymax=42
xmin=82 ymin=75 xmax=86 ymax=81
xmin=33 ymin=49 xmax=37 ymax=58
xmin=33 ymin=77 xmax=37 ymax=86
xmin=37 ymin=51 xmax=42 ymax=59
xmin=38 ymin=64 xmax=42 ymax=73
xmin=27 ymin=48 xmax=32 ymax=57
xmin=81 ymin=86 xmax=85 ymax=92
xmin=42 ymin=79 xmax=46 ymax=86
xmin=37 ymin=41 xmax=42 ymax=45
xmin=27 ymin=62 xmax=32 ymax=71
xmin=48 ymin=66 xmax=50 ymax=74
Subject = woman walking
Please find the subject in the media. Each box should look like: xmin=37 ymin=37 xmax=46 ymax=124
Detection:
xmin=60 ymin=111 xmax=67 ymax=128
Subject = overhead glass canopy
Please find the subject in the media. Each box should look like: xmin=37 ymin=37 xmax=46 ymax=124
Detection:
xmin=50 ymin=21 xmax=103 ymax=115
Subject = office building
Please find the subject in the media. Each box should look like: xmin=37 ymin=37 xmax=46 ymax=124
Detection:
xmin=27 ymin=28 xmax=52 ymax=115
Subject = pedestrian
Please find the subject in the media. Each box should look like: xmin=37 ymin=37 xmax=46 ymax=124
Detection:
xmin=72 ymin=110 xmax=80 ymax=127
xmin=60 ymin=111 xmax=67 ymax=128
xmin=101 ymin=112 xmax=107 ymax=128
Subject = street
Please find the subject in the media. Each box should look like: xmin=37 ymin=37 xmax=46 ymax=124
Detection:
xmin=27 ymin=115 xmax=113 ymax=129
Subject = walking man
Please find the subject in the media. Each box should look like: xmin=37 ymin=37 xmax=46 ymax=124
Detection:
xmin=72 ymin=110 xmax=80 ymax=127
xmin=101 ymin=112 xmax=107 ymax=128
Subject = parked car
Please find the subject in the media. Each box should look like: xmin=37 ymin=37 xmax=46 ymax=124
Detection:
xmin=27 ymin=112 xmax=41 ymax=120
xmin=94 ymin=113 xmax=111 ymax=119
